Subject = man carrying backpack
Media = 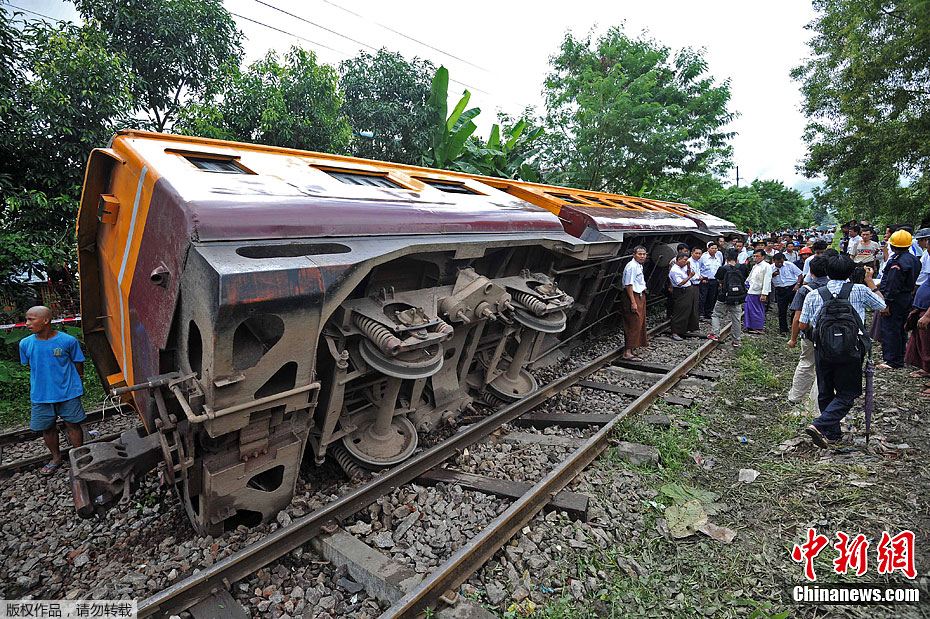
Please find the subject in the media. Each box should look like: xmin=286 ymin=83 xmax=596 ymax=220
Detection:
xmin=708 ymin=248 xmax=748 ymax=347
xmin=798 ymin=255 xmax=885 ymax=447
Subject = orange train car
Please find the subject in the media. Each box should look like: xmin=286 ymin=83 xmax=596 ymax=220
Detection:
xmin=70 ymin=130 xmax=738 ymax=534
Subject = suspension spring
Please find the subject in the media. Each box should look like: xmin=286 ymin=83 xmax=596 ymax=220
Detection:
xmin=331 ymin=444 xmax=366 ymax=480
xmin=482 ymin=392 xmax=509 ymax=407
xmin=512 ymin=291 xmax=548 ymax=316
xmin=354 ymin=315 xmax=403 ymax=356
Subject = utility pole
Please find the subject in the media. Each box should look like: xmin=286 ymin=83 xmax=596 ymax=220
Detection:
xmin=735 ymin=165 xmax=741 ymax=187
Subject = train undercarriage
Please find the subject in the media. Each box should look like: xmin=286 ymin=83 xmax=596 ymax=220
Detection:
xmin=70 ymin=232 xmax=695 ymax=535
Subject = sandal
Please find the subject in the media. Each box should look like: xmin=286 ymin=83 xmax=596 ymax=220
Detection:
xmin=39 ymin=461 xmax=62 ymax=476
xmin=918 ymin=388 xmax=930 ymax=399
xmin=625 ymin=356 xmax=644 ymax=362
xmin=875 ymin=363 xmax=894 ymax=370
xmin=909 ymin=370 xmax=930 ymax=378
xmin=804 ymin=425 xmax=830 ymax=449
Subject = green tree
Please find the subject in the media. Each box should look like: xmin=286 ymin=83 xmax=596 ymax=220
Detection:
xmin=792 ymin=0 xmax=930 ymax=225
xmin=542 ymin=27 xmax=735 ymax=194
xmin=74 ymin=0 xmax=242 ymax=131
xmin=701 ymin=180 xmax=813 ymax=231
xmin=175 ymin=47 xmax=352 ymax=154
xmin=339 ymin=49 xmax=435 ymax=164
xmin=0 ymin=12 xmax=135 ymax=290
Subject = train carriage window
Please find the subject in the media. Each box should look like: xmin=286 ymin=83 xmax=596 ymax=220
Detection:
xmin=323 ymin=170 xmax=403 ymax=188
xmin=546 ymin=192 xmax=585 ymax=204
xmin=416 ymin=178 xmax=481 ymax=195
xmin=581 ymin=196 xmax=607 ymax=205
xmin=184 ymin=156 xmax=249 ymax=174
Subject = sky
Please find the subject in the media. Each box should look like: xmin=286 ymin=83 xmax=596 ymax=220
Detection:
xmin=19 ymin=0 xmax=821 ymax=194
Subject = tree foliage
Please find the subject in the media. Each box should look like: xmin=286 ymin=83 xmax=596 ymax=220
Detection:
xmin=542 ymin=28 xmax=735 ymax=194
xmin=74 ymin=0 xmax=242 ymax=132
xmin=793 ymin=0 xmax=930 ymax=226
xmin=0 ymin=10 xmax=135 ymax=288
xmin=175 ymin=47 xmax=352 ymax=154
xmin=340 ymin=49 xmax=434 ymax=165
xmin=699 ymin=180 xmax=813 ymax=232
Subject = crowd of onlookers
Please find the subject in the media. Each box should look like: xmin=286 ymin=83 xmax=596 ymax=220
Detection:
xmin=621 ymin=221 xmax=930 ymax=447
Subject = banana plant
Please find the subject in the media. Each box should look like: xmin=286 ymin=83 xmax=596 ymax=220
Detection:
xmin=420 ymin=66 xmax=480 ymax=169
xmin=457 ymin=118 xmax=544 ymax=180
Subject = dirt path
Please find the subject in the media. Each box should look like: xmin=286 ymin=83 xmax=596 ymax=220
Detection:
xmin=523 ymin=315 xmax=929 ymax=618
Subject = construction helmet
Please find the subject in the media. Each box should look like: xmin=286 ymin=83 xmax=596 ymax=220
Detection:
xmin=889 ymin=229 xmax=913 ymax=248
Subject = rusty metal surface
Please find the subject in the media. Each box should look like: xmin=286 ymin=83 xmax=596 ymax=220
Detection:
xmin=135 ymin=321 xmax=671 ymax=618
xmin=380 ymin=324 xmax=729 ymax=618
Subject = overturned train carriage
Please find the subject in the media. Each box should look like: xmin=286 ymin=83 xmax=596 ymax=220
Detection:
xmin=70 ymin=130 xmax=739 ymax=535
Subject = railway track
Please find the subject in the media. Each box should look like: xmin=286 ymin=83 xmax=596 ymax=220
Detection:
xmin=0 ymin=402 xmax=132 ymax=476
xmin=137 ymin=319 xmax=727 ymax=618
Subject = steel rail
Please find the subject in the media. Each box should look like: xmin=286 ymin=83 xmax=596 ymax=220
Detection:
xmin=0 ymin=402 xmax=131 ymax=448
xmin=137 ymin=321 xmax=671 ymax=617
xmin=381 ymin=324 xmax=729 ymax=618
xmin=0 ymin=428 xmax=127 ymax=476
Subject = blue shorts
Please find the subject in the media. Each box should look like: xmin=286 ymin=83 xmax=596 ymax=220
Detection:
xmin=30 ymin=397 xmax=86 ymax=431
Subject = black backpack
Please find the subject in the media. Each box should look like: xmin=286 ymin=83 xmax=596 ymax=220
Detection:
xmin=720 ymin=265 xmax=747 ymax=304
xmin=812 ymin=282 xmax=870 ymax=363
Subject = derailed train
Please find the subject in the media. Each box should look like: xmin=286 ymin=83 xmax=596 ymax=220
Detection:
xmin=69 ymin=130 xmax=738 ymax=535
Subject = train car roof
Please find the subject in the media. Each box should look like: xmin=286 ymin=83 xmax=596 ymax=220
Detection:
xmin=103 ymin=130 xmax=736 ymax=240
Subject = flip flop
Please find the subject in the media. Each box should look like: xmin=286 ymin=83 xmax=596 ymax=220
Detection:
xmin=804 ymin=425 xmax=830 ymax=449
xmin=875 ymin=363 xmax=894 ymax=370
xmin=918 ymin=388 xmax=930 ymax=399
xmin=626 ymin=356 xmax=644 ymax=362
xmin=39 ymin=461 xmax=62 ymax=476
xmin=909 ymin=370 xmax=929 ymax=378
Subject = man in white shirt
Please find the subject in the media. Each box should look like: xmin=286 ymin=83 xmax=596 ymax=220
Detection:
xmin=621 ymin=245 xmax=649 ymax=361
xmin=783 ymin=242 xmax=799 ymax=265
xmin=735 ymin=239 xmax=749 ymax=265
xmin=668 ymin=252 xmax=698 ymax=341
xmin=915 ymin=228 xmax=930 ymax=286
xmin=699 ymin=242 xmax=723 ymax=319
xmin=688 ymin=246 xmax=704 ymax=286
xmin=744 ymin=249 xmax=772 ymax=333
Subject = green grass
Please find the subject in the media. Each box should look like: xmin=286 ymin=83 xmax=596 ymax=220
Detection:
xmin=611 ymin=402 xmax=706 ymax=481
xmin=734 ymin=340 xmax=779 ymax=389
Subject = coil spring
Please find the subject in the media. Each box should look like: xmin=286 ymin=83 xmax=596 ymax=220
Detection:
xmin=483 ymin=392 xmax=509 ymax=407
xmin=354 ymin=315 xmax=402 ymax=356
xmin=512 ymin=291 xmax=548 ymax=316
xmin=331 ymin=444 xmax=366 ymax=480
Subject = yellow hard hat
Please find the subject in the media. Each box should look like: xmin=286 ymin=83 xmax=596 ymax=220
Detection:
xmin=889 ymin=229 xmax=913 ymax=248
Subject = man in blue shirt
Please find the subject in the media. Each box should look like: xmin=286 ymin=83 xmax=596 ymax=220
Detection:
xmin=771 ymin=253 xmax=803 ymax=335
xmin=19 ymin=306 xmax=87 ymax=475
xmin=799 ymin=256 xmax=885 ymax=447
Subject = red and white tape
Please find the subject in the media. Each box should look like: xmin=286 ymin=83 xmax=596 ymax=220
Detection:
xmin=0 ymin=315 xmax=82 ymax=331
